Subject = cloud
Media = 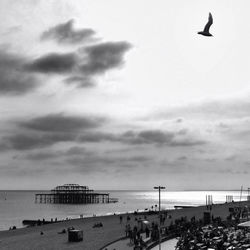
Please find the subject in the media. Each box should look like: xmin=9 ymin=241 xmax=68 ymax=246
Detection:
xmin=77 ymin=129 xmax=206 ymax=147
xmin=64 ymin=76 xmax=96 ymax=88
xmin=81 ymin=41 xmax=132 ymax=75
xmin=2 ymin=25 xmax=22 ymax=36
xmin=25 ymin=152 xmax=58 ymax=160
xmin=65 ymin=146 xmax=88 ymax=155
xmin=19 ymin=113 xmax=105 ymax=132
xmin=2 ymin=133 xmax=75 ymax=150
xmin=24 ymin=146 xmax=89 ymax=160
xmin=66 ymin=154 xmax=152 ymax=173
xmin=0 ymin=50 xmax=39 ymax=95
xmin=121 ymin=130 xmax=174 ymax=145
xmin=170 ymin=138 xmax=206 ymax=147
xmin=120 ymin=129 xmax=205 ymax=147
xmin=225 ymin=155 xmax=237 ymax=161
xmin=26 ymin=52 xmax=76 ymax=73
xmin=41 ymin=19 xmax=96 ymax=45
xmin=175 ymin=118 xmax=183 ymax=123
xmin=27 ymin=41 xmax=131 ymax=89
xmin=0 ymin=113 xmax=107 ymax=151
xmin=204 ymin=158 xmax=216 ymax=162
xmin=177 ymin=156 xmax=188 ymax=161
xmin=79 ymin=132 xmax=117 ymax=143
xmin=155 ymin=96 xmax=250 ymax=121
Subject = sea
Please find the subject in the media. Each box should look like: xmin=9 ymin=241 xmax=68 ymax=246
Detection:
xmin=0 ymin=190 xmax=248 ymax=231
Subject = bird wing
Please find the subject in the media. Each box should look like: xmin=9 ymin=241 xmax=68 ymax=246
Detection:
xmin=203 ymin=12 xmax=213 ymax=33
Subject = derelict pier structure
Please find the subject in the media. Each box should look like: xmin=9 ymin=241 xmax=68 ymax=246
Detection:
xmin=35 ymin=184 xmax=118 ymax=204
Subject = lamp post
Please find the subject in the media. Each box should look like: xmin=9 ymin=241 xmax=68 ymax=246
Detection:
xmin=154 ymin=186 xmax=166 ymax=250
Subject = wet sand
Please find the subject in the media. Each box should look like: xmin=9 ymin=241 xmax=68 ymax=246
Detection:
xmin=0 ymin=201 xmax=248 ymax=250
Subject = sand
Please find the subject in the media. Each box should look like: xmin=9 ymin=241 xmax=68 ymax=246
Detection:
xmin=0 ymin=201 xmax=249 ymax=250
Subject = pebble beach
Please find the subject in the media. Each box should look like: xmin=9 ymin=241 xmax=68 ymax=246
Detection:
xmin=0 ymin=200 xmax=249 ymax=250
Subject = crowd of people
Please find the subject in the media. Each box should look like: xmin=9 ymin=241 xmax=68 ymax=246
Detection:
xmin=176 ymin=224 xmax=250 ymax=250
xmin=175 ymin=206 xmax=250 ymax=250
xmin=120 ymin=205 xmax=250 ymax=250
xmin=122 ymin=213 xmax=170 ymax=249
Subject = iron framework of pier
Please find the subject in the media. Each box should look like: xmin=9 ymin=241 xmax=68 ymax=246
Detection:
xmin=35 ymin=184 xmax=118 ymax=204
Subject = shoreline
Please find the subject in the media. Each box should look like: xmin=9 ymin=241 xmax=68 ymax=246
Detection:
xmin=0 ymin=200 xmax=249 ymax=249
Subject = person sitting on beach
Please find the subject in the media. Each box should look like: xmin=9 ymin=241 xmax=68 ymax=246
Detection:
xmin=67 ymin=226 xmax=75 ymax=231
xmin=58 ymin=229 xmax=66 ymax=234
xmin=93 ymin=222 xmax=103 ymax=228
xmin=119 ymin=215 xmax=123 ymax=224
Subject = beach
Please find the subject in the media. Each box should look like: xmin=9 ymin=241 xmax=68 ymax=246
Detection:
xmin=0 ymin=200 xmax=249 ymax=250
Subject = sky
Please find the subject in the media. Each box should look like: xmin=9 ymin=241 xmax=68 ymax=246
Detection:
xmin=0 ymin=0 xmax=250 ymax=190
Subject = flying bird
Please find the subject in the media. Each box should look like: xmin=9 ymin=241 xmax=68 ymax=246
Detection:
xmin=198 ymin=13 xmax=213 ymax=37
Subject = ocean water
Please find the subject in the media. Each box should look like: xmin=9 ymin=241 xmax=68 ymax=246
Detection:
xmin=0 ymin=190 xmax=248 ymax=231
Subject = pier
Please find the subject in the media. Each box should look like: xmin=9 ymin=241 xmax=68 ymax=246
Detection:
xmin=35 ymin=184 xmax=118 ymax=204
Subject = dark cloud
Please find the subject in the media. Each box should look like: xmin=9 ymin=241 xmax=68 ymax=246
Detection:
xmin=79 ymin=132 xmax=116 ymax=143
xmin=65 ymin=146 xmax=88 ymax=155
xmin=66 ymin=154 xmax=152 ymax=173
xmin=121 ymin=130 xmax=174 ymax=145
xmin=41 ymin=19 xmax=96 ymax=45
xmin=0 ymin=113 xmax=107 ymax=151
xmin=78 ymin=130 xmax=175 ymax=145
xmin=19 ymin=113 xmax=105 ymax=132
xmin=81 ymin=41 xmax=131 ymax=75
xmin=177 ymin=129 xmax=188 ymax=135
xmin=67 ymin=155 xmax=116 ymax=166
xmin=64 ymin=76 xmax=96 ymax=88
xmin=121 ymin=129 xmax=206 ymax=147
xmin=2 ymin=133 xmax=75 ymax=151
xmin=225 ymin=155 xmax=237 ymax=161
xmin=170 ymin=138 xmax=206 ymax=147
xmin=26 ymin=41 xmax=131 ymax=89
xmin=177 ymin=156 xmax=188 ymax=161
xmin=176 ymin=118 xmax=183 ymax=123
xmin=24 ymin=146 xmax=89 ymax=160
xmin=26 ymin=52 xmax=76 ymax=73
xmin=25 ymin=152 xmax=57 ymax=160
xmin=76 ymin=129 xmax=206 ymax=147
xmin=0 ymin=50 xmax=39 ymax=95
xmin=128 ymin=156 xmax=151 ymax=162
xmin=205 ymin=158 xmax=216 ymax=162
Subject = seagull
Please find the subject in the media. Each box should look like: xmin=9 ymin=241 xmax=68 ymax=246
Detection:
xmin=198 ymin=12 xmax=213 ymax=37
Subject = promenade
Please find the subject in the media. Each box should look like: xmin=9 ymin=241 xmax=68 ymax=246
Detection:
xmin=105 ymin=237 xmax=178 ymax=250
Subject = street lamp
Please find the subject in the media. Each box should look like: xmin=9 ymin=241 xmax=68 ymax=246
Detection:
xmin=154 ymin=186 xmax=166 ymax=250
